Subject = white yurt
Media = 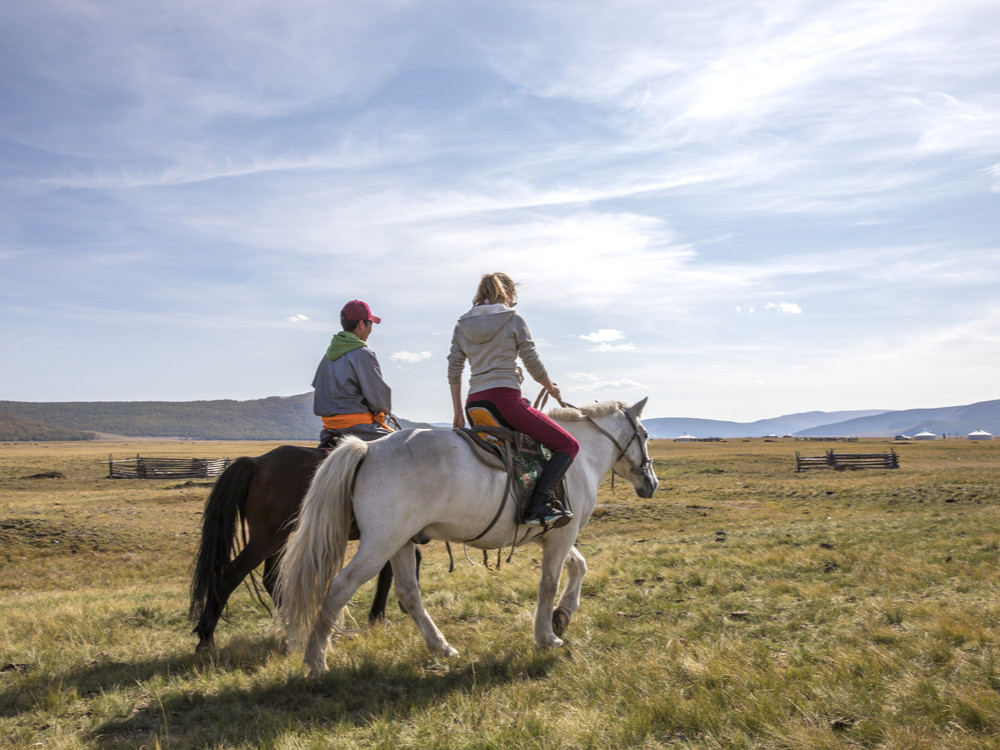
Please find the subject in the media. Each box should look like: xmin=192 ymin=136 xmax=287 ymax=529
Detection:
xmin=967 ymin=429 xmax=993 ymax=441
xmin=674 ymin=434 xmax=698 ymax=442
xmin=913 ymin=430 xmax=937 ymax=441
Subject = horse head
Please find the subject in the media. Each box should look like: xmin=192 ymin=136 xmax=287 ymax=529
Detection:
xmin=614 ymin=398 xmax=659 ymax=499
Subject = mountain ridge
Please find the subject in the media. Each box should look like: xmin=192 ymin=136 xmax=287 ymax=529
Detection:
xmin=0 ymin=394 xmax=432 ymax=441
xmin=646 ymin=399 xmax=1000 ymax=439
xmin=1 ymin=395 xmax=997 ymax=441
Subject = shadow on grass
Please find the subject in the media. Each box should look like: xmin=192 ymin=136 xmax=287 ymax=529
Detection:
xmin=101 ymin=647 xmax=557 ymax=748
xmin=1 ymin=635 xmax=560 ymax=748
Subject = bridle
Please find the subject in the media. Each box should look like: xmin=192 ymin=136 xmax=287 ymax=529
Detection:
xmin=534 ymin=391 xmax=653 ymax=484
xmin=471 ymin=392 xmax=655 ymax=562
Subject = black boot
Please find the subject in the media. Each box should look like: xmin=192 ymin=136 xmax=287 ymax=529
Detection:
xmin=317 ymin=430 xmax=340 ymax=452
xmin=524 ymin=452 xmax=574 ymax=528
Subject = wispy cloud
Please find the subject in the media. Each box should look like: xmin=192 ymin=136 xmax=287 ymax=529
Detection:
xmin=580 ymin=329 xmax=626 ymax=343
xmin=566 ymin=372 xmax=647 ymax=392
xmin=764 ymin=302 xmax=802 ymax=315
xmin=2 ymin=0 xmax=998 ymax=421
xmin=391 ymin=351 xmax=432 ymax=364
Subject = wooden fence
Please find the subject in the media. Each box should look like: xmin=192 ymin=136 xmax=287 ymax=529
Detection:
xmin=795 ymin=449 xmax=899 ymax=472
xmin=795 ymin=436 xmax=860 ymax=442
xmin=106 ymin=454 xmax=230 ymax=479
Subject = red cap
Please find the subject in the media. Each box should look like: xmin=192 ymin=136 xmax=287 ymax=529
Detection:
xmin=340 ymin=299 xmax=381 ymax=324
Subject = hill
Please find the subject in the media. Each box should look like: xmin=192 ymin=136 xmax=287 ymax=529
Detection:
xmin=0 ymin=395 xmax=432 ymax=441
xmin=794 ymin=399 xmax=1000 ymax=438
xmin=0 ymin=413 xmax=97 ymax=441
xmin=644 ymin=410 xmax=887 ymax=439
xmin=647 ymin=399 xmax=1000 ymax=439
xmin=2 ymin=395 xmax=997 ymax=441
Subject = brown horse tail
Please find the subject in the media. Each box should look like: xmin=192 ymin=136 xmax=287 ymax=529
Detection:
xmin=189 ymin=456 xmax=256 ymax=626
xmin=277 ymin=437 xmax=367 ymax=652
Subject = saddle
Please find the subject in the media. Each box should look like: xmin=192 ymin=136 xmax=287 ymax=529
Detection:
xmin=458 ymin=401 xmax=567 ymax=532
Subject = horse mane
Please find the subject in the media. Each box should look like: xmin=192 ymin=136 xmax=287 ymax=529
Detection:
xmin=548 ymin=400 xmax=626 ymax=422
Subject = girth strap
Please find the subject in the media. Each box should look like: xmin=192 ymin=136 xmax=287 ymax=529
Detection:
xmin=454 ymin=426 xmax=519 ymax=543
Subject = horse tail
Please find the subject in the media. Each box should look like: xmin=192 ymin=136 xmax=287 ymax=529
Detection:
xmin=189 ymin=456 xmax=256 ymax=625
xmin=278 ymin=436 xmax=368 ymax=651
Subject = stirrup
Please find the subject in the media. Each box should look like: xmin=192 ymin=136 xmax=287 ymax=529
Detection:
xmin=524 ymin=501 xmax=573 ymax=529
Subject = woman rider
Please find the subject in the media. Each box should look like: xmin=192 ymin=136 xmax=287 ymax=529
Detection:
xmin=447 ymin=272 xmax=579 ymax=528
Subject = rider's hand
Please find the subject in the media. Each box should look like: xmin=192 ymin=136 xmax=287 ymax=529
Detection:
xmin=453 ymin=413 xmax=466 ymax=428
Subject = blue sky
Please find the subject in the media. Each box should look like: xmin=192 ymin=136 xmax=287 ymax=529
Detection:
xmin=2 ymin=0 xmax=998 ymax=424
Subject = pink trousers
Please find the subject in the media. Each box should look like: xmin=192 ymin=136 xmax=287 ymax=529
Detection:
xmin=468 ymin=387 xmax=580 ymax=458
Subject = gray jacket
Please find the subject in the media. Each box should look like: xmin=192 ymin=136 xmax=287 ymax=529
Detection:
xmin=447 ymin=304 xmax=548 ymax=394
xmin=312 ymin=347 xmax=392 ymax=417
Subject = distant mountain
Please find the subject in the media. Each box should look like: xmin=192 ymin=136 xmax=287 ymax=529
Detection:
xmin=644 ymin=410 xmax=887 ymax=439
xmin=0 ymin=394 xmax=433 ymax=441
xmin=794 ymin=400 xmax=1000 ymax=438
xmin=645 ymin=400 xmax=1000 ymax=439
xmin=2 ymin=395 xmax=997 ymax=441
xmin=0 ymin=413 xmax=96 ymax=441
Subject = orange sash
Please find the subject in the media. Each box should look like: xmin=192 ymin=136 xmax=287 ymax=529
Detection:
xmin=321 ymin=411 xmax=391 ymax=431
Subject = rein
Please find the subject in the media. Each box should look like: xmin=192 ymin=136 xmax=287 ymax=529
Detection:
xmin=455 ymin=391 xmax=651 ymax=562
xmin=534 ymin=389 xmax=651 ymax=486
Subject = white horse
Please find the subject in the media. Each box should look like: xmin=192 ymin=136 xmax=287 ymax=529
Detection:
xmin=278 ymin=398 xmax=658 ymax=673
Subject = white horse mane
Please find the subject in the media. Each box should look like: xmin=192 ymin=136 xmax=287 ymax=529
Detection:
xmin=548 ymin=400 xmax=626 ymax=422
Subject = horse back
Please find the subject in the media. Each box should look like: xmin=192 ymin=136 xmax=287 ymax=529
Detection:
xmin=243 ymin=445 xmax=326 ymax=533
xmin=356 ymin=429 xmax=515 ymax=545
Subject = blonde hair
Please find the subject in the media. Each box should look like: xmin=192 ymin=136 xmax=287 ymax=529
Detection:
xmin=473 ymin=272 xmax=518 ymax=306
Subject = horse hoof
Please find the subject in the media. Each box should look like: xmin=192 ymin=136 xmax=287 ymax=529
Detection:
xmin=552 ymin=608 xmax=570 ymax=637
xmin=306 ymin=660 xmax=329 ymax=675
xmin=195 ymin=637 xmax=215 ymax=653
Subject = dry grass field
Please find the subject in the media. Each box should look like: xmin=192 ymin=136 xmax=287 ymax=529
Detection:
xmin=1 ymin=435 xmax=999 ymax=749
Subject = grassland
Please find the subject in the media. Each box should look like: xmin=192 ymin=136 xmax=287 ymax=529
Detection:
xmin=1 ymin=436 xmax=999 ymax=749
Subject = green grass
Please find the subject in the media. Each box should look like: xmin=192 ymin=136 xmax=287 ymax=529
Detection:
xmin=1 ymin=437 xmax=999 ymax=748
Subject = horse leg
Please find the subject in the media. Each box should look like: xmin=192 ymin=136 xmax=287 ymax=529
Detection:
xmin=273 ymin=551 xmax=398 ymax=626
xmin=368 ymin=562 xmax=393 ymax=623
xmin=534 ymin=536 xmax=576 ymax=649
xmin=194 ymin=540 xmax=276 ymax=651
xmin=552 ymin=546 xmax=587 ymax=637
xmin=303 ymin=542 xmax=398 ymax=673
xmin=262 ymin=552 xmax=282 ymax=601
xmin=390 ymin=544 xmax=458 ymax=657
xmin=369 ymin=547 xmax=422 ymax=621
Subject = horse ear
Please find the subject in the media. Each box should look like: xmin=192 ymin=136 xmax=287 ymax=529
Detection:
xmin=627 ymin=397 xmax=648 ymax=418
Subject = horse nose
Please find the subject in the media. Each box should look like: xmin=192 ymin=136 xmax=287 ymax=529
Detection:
xmin=640 ymin=475 xmax=658 ymax=498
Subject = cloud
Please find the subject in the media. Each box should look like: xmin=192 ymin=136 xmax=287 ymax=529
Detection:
xmin=765 ymin=302 xmax=803 ymax=314
xmin=566 ymin=372 xmax=647 ymax=391
xmin=287 ymin=313 xmax=309 ymax=322
xmin=580 ymin=329 xmax=626 ymax=343
xmin=738 ymin=302 xmax=802 ymax=315
xmin=591 ymin=342 xmax=637 ymax=352
xmin=579 ymin=328 xmax=636 ymax=351
xmin=989 ymin=162 xmax=1000 ymax=192
xmin=391 ymin=351 xmax=432 ymax=364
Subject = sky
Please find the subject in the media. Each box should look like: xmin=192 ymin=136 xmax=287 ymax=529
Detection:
xmin=1 ymin=0 xmax=998 ymax=425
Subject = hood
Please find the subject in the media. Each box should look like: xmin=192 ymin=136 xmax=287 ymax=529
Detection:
xmin=325 ymin=331 xmax=367 ymax=361
xmin=457 ymin=304 xmax=516 ymax=344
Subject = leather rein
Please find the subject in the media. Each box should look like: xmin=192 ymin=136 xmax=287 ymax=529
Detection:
xmin=533 ymin=389 xmax=651 ymax=485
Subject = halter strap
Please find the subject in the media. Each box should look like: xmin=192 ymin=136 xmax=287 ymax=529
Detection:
xmin=537 ymin=390 xmax=650 ymax=479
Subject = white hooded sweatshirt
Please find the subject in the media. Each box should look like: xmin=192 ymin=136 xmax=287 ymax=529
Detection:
xmin=447 ymin=303 xmax=548 ymax=394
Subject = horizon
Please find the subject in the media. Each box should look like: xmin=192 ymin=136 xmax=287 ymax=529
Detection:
xmin=7 ymin=391 xmax=997 ymax=428
xmin=2 ymin=2 xmax=999 ymax=424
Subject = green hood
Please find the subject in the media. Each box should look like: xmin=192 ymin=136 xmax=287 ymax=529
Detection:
xmin=326 ymin=331 xmax=367 ymax=361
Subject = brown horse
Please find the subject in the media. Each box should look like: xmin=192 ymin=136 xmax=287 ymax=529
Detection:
xmin=188 ymin=444 xmax=403 ymax=652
